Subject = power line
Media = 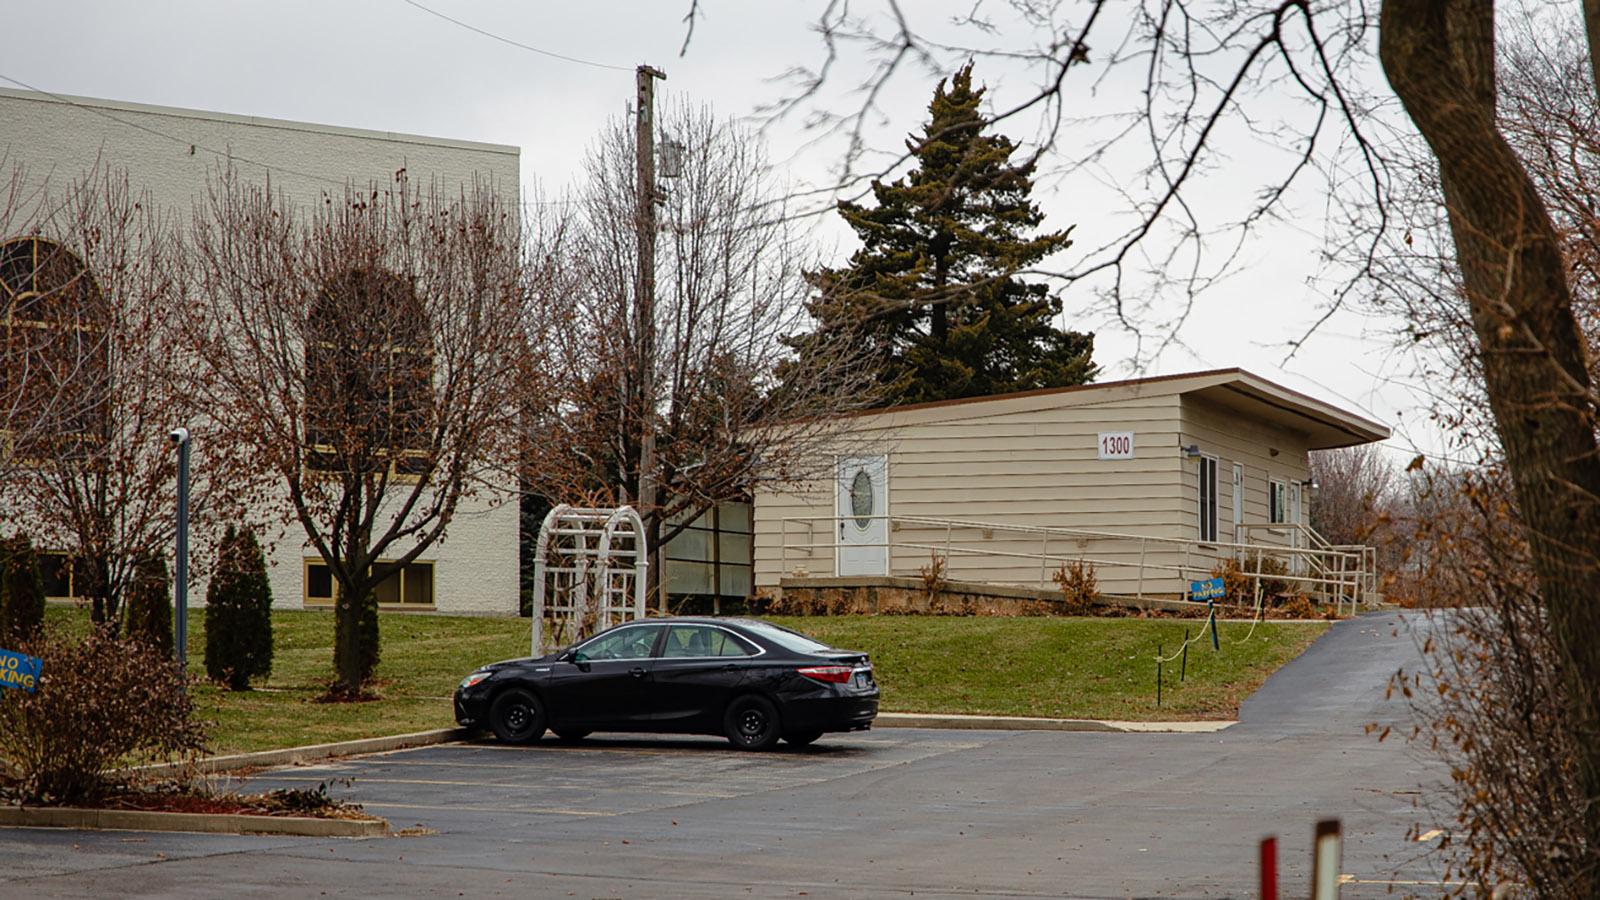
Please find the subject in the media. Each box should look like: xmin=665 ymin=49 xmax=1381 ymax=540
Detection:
xmin=0 ymin=71 xmax=351 ymax=188
xmin=399 ymin=0 xmax=633 ymax=72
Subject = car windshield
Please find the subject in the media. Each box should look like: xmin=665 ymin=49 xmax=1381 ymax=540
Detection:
xmin=737 ymin=620 xmax=835 ymax=655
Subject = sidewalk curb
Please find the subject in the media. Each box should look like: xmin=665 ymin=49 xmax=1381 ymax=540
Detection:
xmin=874 ymin=712 xmax=1235 ymax=733
xmin=134 ymin=727 xmax=472 ymax=778
xmin=0 ymin=805 xmax=388 ymax=837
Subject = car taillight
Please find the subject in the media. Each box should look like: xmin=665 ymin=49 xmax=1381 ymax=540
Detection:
xmin=797 ymin=665 xmax=854 ymax=684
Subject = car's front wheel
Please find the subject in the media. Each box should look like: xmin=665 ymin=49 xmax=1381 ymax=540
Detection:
xmin=489 ymin=688 xmax=547 ymax=744
xmin=724 ymin=695 xmax=781 ymax=751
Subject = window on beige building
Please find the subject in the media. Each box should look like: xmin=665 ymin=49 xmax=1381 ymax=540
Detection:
xmin=304 ymin=268 xmax=432 ymax=478
xmin=304 ymin=558 xmax=435 ymax=607
xmin=0 ymin=236 xmax=110 ymax=461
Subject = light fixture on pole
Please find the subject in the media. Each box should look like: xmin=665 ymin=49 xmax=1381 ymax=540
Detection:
xmin=169 ymin=427 xmax=190 ymax=666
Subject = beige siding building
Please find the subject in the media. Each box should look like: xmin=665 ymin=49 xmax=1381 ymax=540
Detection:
xmin=754 ymin=369 xmax=1390 ymax=601
xmin=0 ymin=88 xmax=522 ymax=615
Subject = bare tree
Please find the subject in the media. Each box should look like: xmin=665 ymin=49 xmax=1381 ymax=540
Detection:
xmin=185 ymin=170 xmax=532 ymax=696
xmin=0 ymin=158 xmax=118 ymax=500
xmin=11 ymin=170 xmax=183 ymax=624
xmin=524 ymin=103 xmax=876 ymax=605
xmin=1380 ymin=4 xmax=1600 ymax=880
xmin=1308 ymin=444 xmax=1397 ymax=547
xmin=0 ymin=165 xmax=219 ymax=625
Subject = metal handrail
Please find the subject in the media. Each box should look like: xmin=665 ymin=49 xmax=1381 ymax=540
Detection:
xmin=785 ymin=514 xmax=1368 ymax=564
xmin=778 ymin=513 xmax=1378 ymax=608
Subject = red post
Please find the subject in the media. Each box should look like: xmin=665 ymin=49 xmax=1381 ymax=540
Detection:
xmin=1259 ymin=836 xmax=1278 ymax=900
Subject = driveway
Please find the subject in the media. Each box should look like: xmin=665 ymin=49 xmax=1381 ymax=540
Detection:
xmin=2 ymin=611 xmax=1449 ymax=898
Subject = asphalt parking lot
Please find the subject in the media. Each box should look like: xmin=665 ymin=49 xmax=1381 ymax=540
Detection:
xmin=2 ymin=611 xmax=1448 ymax=898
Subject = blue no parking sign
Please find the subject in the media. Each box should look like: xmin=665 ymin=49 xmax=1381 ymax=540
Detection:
xmin=0 ymin=648 xmax=41 ymax=692
xmin=1190 ymin=577 xmax=1225 ymax=603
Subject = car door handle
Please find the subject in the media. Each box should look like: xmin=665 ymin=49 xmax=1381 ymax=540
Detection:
xmin=629 ymin=667 xmax=647 ymax=678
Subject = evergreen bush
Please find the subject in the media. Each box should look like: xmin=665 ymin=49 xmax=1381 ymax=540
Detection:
xmin=0 ymin=534 xmax=47 ymax=646
xmin=204 ymin=525 xmax=274 ymax=690
xmin=124 ymin=553 xmax=173 ymax=657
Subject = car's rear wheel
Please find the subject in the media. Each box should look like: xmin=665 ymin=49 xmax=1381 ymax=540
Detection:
xmin=783 ymin=730 xmax=824 ymax=748
xmin=724 ymin=695 xmax=781 ymax=751
xmin=553 ymin=729 xmax=591 ymax=742
xmin=489 ymin=688 xmax=546 ymax=744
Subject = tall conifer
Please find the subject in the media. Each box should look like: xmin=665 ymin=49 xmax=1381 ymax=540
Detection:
xmin=787 ymin=64 xmax=1096 ymax=404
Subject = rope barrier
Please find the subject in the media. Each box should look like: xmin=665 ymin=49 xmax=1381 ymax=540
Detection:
xmin=1152 ymin=579 xmax=1269 ymax=664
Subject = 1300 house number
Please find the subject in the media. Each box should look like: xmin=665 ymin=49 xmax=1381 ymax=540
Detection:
xmin=1097 ymin=432 xmax=1134 ymax=460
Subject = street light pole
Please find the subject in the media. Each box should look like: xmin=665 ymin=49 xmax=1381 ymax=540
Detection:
xmin=170 ymin=427 xmax=190 ymax=666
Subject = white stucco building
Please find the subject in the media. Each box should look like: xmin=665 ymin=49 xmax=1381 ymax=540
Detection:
xmin=0 ymin=87 xmax=521 ymax=615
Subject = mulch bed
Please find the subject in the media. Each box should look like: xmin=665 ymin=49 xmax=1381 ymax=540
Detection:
xmin=98 ymin=786 xmax=378 ymax=821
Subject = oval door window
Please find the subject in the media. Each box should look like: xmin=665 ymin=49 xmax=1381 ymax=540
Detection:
xmin=850 ymin=469 xmax=875 ymax=529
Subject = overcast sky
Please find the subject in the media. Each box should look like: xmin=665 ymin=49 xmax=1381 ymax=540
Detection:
xmin=0 ymin=0 xmax=1439 ymax=460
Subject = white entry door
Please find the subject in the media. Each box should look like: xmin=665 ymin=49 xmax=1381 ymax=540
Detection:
xmin=1231 ymin=463 xmax=1244 ymax=543
xmin=836 ymin=455 xmax=889 ymax=576
xmin=1288 ymin=481 xmax=1304 ymax=572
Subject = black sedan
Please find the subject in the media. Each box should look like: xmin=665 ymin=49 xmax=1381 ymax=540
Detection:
xmin=453 ymin=617 xmax=879 ymax=750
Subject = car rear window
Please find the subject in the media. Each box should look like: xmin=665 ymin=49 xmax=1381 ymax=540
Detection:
xmin=738 ymin=621 xmax=835 ymax=655
xmin=662 ymin=625 xmax=758 ymax=658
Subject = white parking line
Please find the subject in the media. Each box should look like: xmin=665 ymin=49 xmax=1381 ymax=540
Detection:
xmin=361 ymin=802 xmax=616 ymax=817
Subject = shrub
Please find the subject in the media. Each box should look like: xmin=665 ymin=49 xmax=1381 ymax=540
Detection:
xmin=1209 ymin=557 xmax=1253 ymax=604
xmin=0 ymin=627 xmax=204 ymax=804
xmin=918 ymin=551 xmax=949 ymax=602
xmin=1052 ymin=559 xmax=1099 ymax=616
xmin=1232 ymin=551 xmax=1291 ymax=599
xmin=1272 ymin=594 xmax=1316 ymax=619
xmin=124 ymin=553 xmax=173 ymax=657
xmin=204 ymin=525 xmax=274 ymax=691
xmin=0 ymin=534 xmax=47 ymax=646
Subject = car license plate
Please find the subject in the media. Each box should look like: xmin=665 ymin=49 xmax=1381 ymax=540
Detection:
xmin=854 ymin=670 xmax=873 ymax=688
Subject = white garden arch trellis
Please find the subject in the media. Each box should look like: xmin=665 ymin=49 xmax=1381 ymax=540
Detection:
xmin=530 ymin=505 xmax=649 ymax=655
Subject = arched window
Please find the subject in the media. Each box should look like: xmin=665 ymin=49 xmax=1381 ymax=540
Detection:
xmin=0 ymin=236 xmax=109 ymax=461
xmin=304 ymin=268 xmax=432 ymax=477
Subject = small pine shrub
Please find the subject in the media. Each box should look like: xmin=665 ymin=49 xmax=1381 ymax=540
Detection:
xmin=1052 ymin=559 xmax=1099 ymax=616
xmin=0 ymin=534 xmax=47 ymax=646
xmin=0 ymin=627 xmax=203 ymax=804
xmin=124 ymin=553 xmax=174 ymax=657
xmin=205 ymin=525 xmax=274 ymax=690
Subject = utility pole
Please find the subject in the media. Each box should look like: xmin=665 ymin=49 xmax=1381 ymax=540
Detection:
xmin=635 ymin=63 xmax=666 ymax=612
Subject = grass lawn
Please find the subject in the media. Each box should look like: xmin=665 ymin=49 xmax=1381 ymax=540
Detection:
xmin=41 ymin=608 xmax=1326 ymax=752
xmin=45 ymin=606 xmax=531 ymax=755
xmin=764 ymin=615 xmax=1329 ymax=721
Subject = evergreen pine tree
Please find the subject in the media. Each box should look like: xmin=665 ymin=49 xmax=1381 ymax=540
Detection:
xmin=786 ymin=63 xmax=1096 ymax=405
xmin=204 ymin=524 xmax=274 ymax=690
xmin=0 ymin=534 xmax=47 ymax=647
xmin=124 ymin=553 xmax=173 ymax=657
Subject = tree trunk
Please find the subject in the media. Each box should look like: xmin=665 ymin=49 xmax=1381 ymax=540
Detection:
xmin=1382 ymin=0 xmax=1600 ymax=857
xmin=85 ymin=554 xmax=111 ymax=626
xmin=332 ymin=506 xmax=380 ymax=696
xmin=332 ymin=576 xmax=378 ymax=696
